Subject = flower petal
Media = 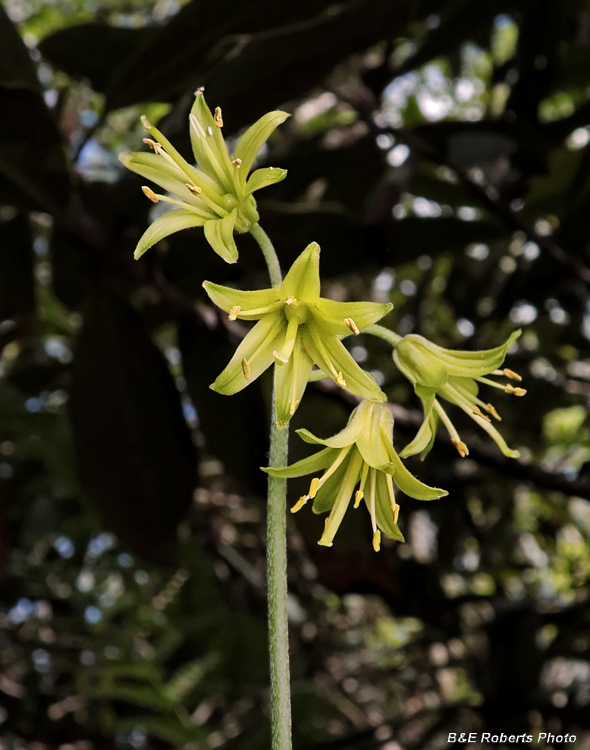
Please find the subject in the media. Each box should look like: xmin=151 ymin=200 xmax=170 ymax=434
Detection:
xmin=280 ymin=242 xmax=321 ymax=303
xmin=119 ymin=151 xmax=216 ymax=215
xmin=202 ymin=281 xmax=282 ymax=320
xmin=356 ymin=402 xmax=393 ymax=468
xmin=387 ymin=449 xmax=447 ymax=500
xmin=274 ymin=333 xmax=314 ymax=427
xmin=296 ymin=399 xmax=371 ymax=448
xmin=133 ymin=209 xmax=206 ymax=259
xmin=204 ymin=210 xmax=239 ymax=264
xmin=314 ymin=448 xmax=362 ymax=524
xmin=233 ymin=110 xmax=290 ymax=184
xmin=423 ymin=330 xmax=521 ymax=378
xmin=314 ymin=299 xmax=393 ymax=336
xmin=245 ymin=167 xmax=288 ymax=195
xmin=303 ymin=320 xmax=386 ymax=401
xmin=262 ymin=447 xmax=337 ymax=478
xmin=374 ymin=472 xmax=405 ymax=541
xmin=189 ymin=93 xmax=235 ymax=192
xmin=210 ymin=311 xmax=285 ymax=394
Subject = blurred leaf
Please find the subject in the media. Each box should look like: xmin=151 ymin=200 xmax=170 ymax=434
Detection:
xmin=165 ymin=652 xmax=219 ymax=701
xmin=0 ymin=4 xmax=41 ymax=91
xmin=69 ymin=292 xmax=197 ymax=565
xmin=0 ymin=214 xmax=34 ymax=321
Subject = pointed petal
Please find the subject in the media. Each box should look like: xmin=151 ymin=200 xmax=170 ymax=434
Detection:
xmin=295 ymin=400 xmax=371 ymax=448
xmin=274 ymin=334 xmax=314 ymax=427
xmin=314 ymin=299 xmax=393 ymax=336
xmin=280 ymin=242 xmax=321 ymax=302
xmin=393 ymin=336 xmax=448 ymax=388
xmin=133 ymin=209 xmax=206 ymax=259
xmin=202 ymin=281 xmax=282 ymax=320
xmin=204 ymin=211 xmax=239 ymax=264
xmin=245 ymin=167 xmax=288 ymax=195
xmin=374 ymin=472 xmax=405 ymax=541
xmin=429 ymin=330 xmax=521 ymax=378
xmin=399 ymin=386 xmax=437 ymax=459
xmin=119 ymin=151 xmax=217 ymax=214
xmin=262 ymin=447 xmax=337 ymax=478
xmin=356 ymin=402 xmax=393 ymax=468
xmin=190 ymin=93 xmax=235 ymax=191
xmin=233 ymin=110 xmax=290 ymax=184
xmin=210 ymin=311 xmax=285 ymax=394
xmin=314 ymin=448 xmax=362 ymax=525
xmin=388 ymin=449 xmax=447 ymax=500
xmin=459 ymin=406 xmax=521 ymax=458
xmin=303 ymin=321 xmax=386 ymax=401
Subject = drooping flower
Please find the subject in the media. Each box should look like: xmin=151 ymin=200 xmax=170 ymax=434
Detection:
xmin=393 ymin=330 xmax=525 ymax=459
xmin=119 ymin=89 xmax=289 ymax=263
xmin=203 ymin=242 xmax=392 ymax=426
xmin=263 ymin=400 xmax=447 ymax=550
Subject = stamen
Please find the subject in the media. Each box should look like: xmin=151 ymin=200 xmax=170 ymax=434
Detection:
xmin=214 ymin=107 xmax=223 ymax=127
xmin=143 ymin=138 xmax=159 ymax=151
xmin=473 ymin=406 xmax=491 ymax=422
xmin=241 ymin=357 xmax=251 ymax=379
xmin=232 ymin=158 xmax=242 ymax=168
xmin=141 ymin=186 xmax=159 ymax=203
xmin=291 ymin=496 xmax=308 ymax=514
xmin=336 ymin=372 xmax=347 ymax=387
xmin=452 ymin=438 xmax=469 ymax=457
xmin=273 ymin=350 xmax=289 ymax=365
xmin=344 ymin=318 xmax=359 ymax=335
xmin=354 ymin=490 xmax=363 ymax=509
xmin=385 ymin=474 xmax=396 ymax=510
xmin=229 ymin=305 xmax=241 ymax=320
xmin=309 ymin=478 xmax=320 ymax=499
xmin=504 ymin=368 xmax=522 ymax=381
xmin=369 ymin=468 xmax=377 ymax=534
xmin=505 ymin=384 xmax=527 ymax=396
xmin=372 ymin=530 xmax=381 ymax=552
xmin=486 ymin=403 xmax=501 ymax=421
xmin=393 ymin=504 xmax=400 ymax=523
xmin=289 ymin=400 xmax=299 ymax=416
xmin=186 ymin=183 xmax=202 ymax=195
xmin=284 ymin=295 xmax=297 ymax=306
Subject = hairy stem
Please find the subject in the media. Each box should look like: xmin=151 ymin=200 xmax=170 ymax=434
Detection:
xmin=365 ymin=323 xmax=402 ymax=347
xmin=250 ymin=223 xmax=283 ymax=288
xmin=250 ymin=224 xmax=292 ymax=749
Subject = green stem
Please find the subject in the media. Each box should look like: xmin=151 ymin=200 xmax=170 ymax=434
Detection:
xmin=250 ymin=223 xmax=283 ymax=288
xmin=250 ymin=224 xmax=292 ymax=750
xmin=364 ymin=323 xmax=402 ymax=347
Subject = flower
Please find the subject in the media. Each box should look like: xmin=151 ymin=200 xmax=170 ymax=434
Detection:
xmin=119 ymin=89 xmax=289 ymax=263
xmin=263 ymin=400 xmax=447 ymax=550
xmin=393 ymin=330 xmax=525 ymax=459
xmin=203 ymin=242 xmax=392 ymax=426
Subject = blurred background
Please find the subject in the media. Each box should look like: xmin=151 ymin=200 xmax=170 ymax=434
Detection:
xmin=2 ymin=0 xmax=590 ymax=747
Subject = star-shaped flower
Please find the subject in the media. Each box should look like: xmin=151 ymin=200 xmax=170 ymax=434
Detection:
xmin=119 ymin=89 xmax=289 ymax=263
xmin=393 ymin=330 xmax=525 ymax=459
xmin=263 ymin=400 xmax=447 ymax=550
xmin=203 ymin=242 xmax=392 ymax=426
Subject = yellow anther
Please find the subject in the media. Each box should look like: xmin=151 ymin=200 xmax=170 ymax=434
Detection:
xmin=486 ymin=403 xmax=501 ymax=421
xmin=335 ymin=372 xmax=347 ymax=387
xmin=344 ymin=318 xmax=360 ymax=335
xmin=393 ymin=504 xmax=400 ymax=523
xmin=141 ymin=186 xmax=159 ymax=203
xmin=186 ymin=183 xmax=202 ymax=195
xmin=505 ymin=384 xmax=527 ymax=396
xmin=372 ymin=530 xmax=381 ymax=552
xmin=284 ymin=295 xmax=297 ymax=306
xmin=354 ymin=490 xmax=364 ymax=509
xmin=309 ymin=477 xmax=320 ymax=498
xmin=289 ymin=400 xmax=299 ymax=416
xmin=241 ymin=357 xmax=251 ymax=379
xmin=452 ymin=438 xmax=469 ymax=457
xmin=229 ymin=305 xmax=241 ymax=320
xmin=473 ymin=406 xmax=491 ymax=422
xmin=273 ymin=350 xmax=289 ymax=365
xmin=214 ymin=107 xmax=223 ymax=127
xmin=140 ymin=115 xmax=152 ymax=130
xmin=291 ymin=496 xmax=308 ymax=514
xmin=232 ymin=158 xmax=242 ymax=168
xmin=143 ymin=138 xmax=159 ymax=151
xmin=503 ymin=368 xmax=522 ymax=381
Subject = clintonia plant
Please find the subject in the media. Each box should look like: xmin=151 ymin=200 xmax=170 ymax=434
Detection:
xmin=121 ymin=92 xmax=526 ymax=750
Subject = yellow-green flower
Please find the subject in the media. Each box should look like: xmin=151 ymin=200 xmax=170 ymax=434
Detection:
xmin=263 ymin=400 xmax=447 ymax=550
xmin=393 ymin=330 xmax=525 ymax=459
xmin=119 ymin=89 xmax=289 ymax=263
xmin=203 ymin=242 xmax=392 ymax=426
